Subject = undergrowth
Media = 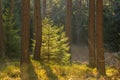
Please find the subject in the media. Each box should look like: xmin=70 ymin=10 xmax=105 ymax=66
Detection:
xmin=0 ymin=59 xmax=119 ymax=80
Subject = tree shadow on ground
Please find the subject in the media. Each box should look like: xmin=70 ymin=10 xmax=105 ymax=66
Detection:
xmin=20 ymin=62 xmax=38 ymax=80
xmin=40 ymin=61 xmax=58 ymax=80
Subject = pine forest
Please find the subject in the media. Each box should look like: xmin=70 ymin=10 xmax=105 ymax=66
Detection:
xmin=0 ymin=0 xmax=120 ymax=80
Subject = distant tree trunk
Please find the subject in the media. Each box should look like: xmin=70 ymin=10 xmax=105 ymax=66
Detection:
xmin=88 ymin=0 xmax=96 ymax=68
xmin=65 ymin=0 xmax=72 ymax=46
xmin=0 ymin=0 xmax=5 ymax=58
xmin=79 ymin=0 xmax=82 ymax=7
xmin=10 ymin=0 xmax=14 ymax=15
xmin=33 ymin=0 xmax=42 ymax=60
xmin=43 ymin=0 xmax=46 ymax=18
xmin=21 ymin=0 xmax=30 ymax=64
xmin=96 ymin=0 xmax=106 ymax=76
xmin=76 ymin=0 xmax=82 ymax=45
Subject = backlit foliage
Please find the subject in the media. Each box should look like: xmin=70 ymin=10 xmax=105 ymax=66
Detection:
xmin=33 ymin=19 xmax=70 ymax=64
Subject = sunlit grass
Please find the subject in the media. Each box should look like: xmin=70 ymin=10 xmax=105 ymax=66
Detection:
xmin=0 ymin=59 xmax=119 ymax=80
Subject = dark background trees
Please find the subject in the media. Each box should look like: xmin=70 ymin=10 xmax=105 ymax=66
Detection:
xmin=104 ymin=0 xmax=120 ymax=52
xmin=1 ymin=0 xmax=119 ymax=55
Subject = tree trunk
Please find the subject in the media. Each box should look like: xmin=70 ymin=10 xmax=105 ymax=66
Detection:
xmin=65 ymin=0 xmax=72 ymax=63
xmin=88 ymin=0 xmax=96 ymax=68
xmin=43 ymin=0 xmax=46 ymax=18
xmin=21 ymin=0 xmax=30 ymax=64
xmin=10 ymin=0 xmax=14 ymax=15
xmin=96 ymin=0 xmax=106 ymax=76
xmin=33 ymin=0 xmax=42 ymax=60
xmin=0 ymin=0 xmax=5 ymax=58
xmin=65 ymin=0 xmax=72 ymax=46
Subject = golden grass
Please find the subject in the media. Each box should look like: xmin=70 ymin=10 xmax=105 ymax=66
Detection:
xmin=0 ymin=59 xmax=119 ymax=80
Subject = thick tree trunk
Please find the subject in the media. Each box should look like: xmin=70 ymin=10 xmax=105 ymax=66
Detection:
xmin=65 ymin=0 xmax=72 ymax=45
xmin=65 ymin=0 xmax=72 ymax=63
xmin=96 ymin=0 xmax=106 ymax=76
xmin=33 ymin=0 xmax=42 ymax=60
xmin=21 ymin=0 xmax=30 ymax=64
xmin=0 ymin=0 xmax=5 ymax=57
xmin=88 ymin=0 xmax=96 ymax=68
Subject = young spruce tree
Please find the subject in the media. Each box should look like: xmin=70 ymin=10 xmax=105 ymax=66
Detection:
xmin=33 ymin=19 xmax=70 ymax=64
xmin=3 ymin=6 xmax=20 ymax=58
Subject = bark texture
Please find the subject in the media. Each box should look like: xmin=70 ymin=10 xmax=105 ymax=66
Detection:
xmin=96 ymin=0 xmax=106 ymax=76
xmin=65 ymin=0 xmax=72 ymax=44
xmin=88 ymin=0 xmax=96 ymax=68
xmin=33 ymin=0 xmax=42 ymax=60
xmin=21 ymin=0 xmax=30 ymax=64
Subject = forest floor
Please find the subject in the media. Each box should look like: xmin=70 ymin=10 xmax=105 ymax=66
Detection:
xmin=71 ymin=45 xmax=120 ymax=66
xmin=0 ymin=45 xmax=120 ymax=80
xmin=0 ymin=58 xmax=120 ymax=80
xmin=71 ymin=45 xmax=89 ymax=63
